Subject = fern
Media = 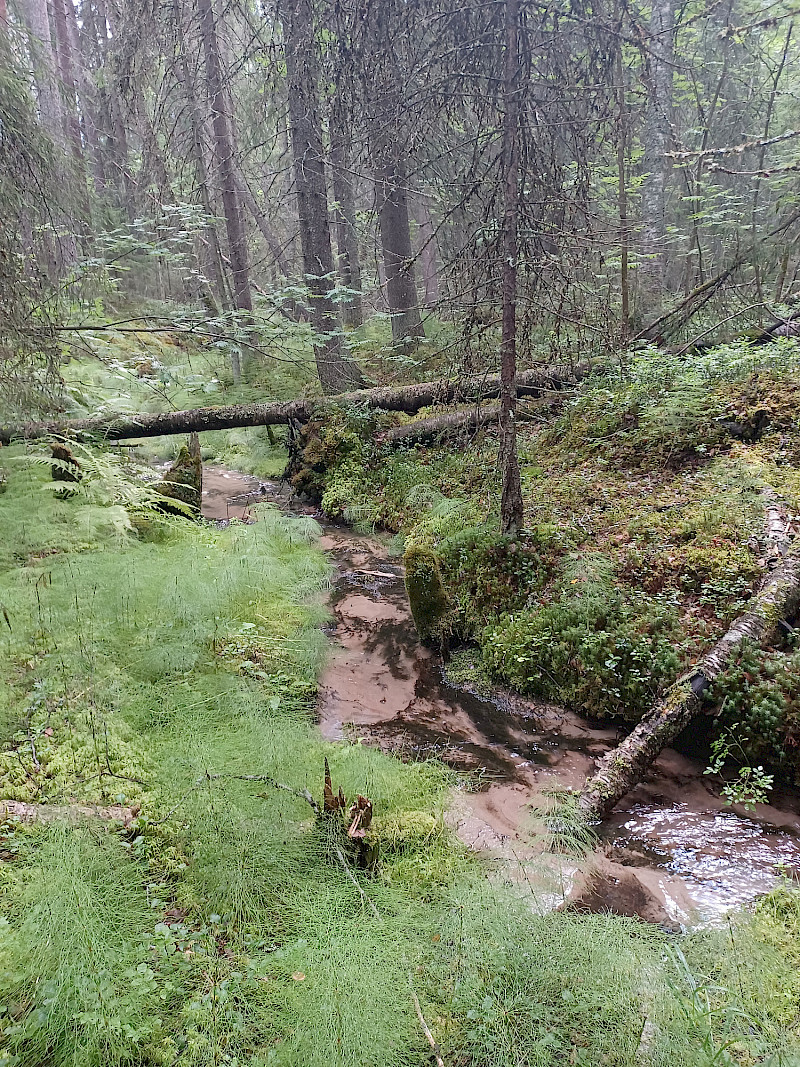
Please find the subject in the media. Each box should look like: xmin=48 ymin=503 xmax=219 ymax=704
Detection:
xmin=27 ymin=441 xmax=194 ymax=518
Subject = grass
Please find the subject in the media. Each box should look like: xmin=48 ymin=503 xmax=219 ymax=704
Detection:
xmin=1 ymin=335 xmax=800 ymax=1063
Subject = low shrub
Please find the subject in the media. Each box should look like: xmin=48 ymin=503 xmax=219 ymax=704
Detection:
xmin=482 ymin=558 xmax=682 ymax=718
xmin=709 ymin=640 xmax=800 ymax=779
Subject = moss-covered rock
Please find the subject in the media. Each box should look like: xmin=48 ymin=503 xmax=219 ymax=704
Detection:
xmin=404 ymin=543 xmax=454 ymax=645
xmin=157 ymin=433 xmax=203 ymax=516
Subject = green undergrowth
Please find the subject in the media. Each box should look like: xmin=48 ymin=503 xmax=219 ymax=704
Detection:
xmin=0 ymin=440 xmax=800 ymax=1063
xmin=309 ymin=340 xmax=800 ymax=780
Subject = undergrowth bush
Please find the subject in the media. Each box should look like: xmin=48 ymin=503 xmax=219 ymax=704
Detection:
xmin=549 ymin=337 xmax=800 ymax=464
xmin=482 ymin=554 xmax=683 ymax=718
xmin=709 ymin=640 xmax=800 ymax=781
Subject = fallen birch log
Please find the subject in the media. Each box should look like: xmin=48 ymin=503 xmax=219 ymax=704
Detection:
xmin=578 ymin=543 xmax=800 ymax=822
xmin=0 ymin=798 xmax=139 ymax=824
xmin=0 ymin=363 xmax=589 ymax=445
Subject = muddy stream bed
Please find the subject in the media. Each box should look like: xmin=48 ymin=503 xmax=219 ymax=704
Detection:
xmin=202 ymin=466 xmax=800 ymax=927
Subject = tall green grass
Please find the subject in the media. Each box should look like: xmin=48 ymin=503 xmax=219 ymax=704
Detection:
xmin=0 ymin=447 xmax=799 ymax=1065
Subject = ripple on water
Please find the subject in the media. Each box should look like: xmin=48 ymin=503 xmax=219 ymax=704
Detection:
xmin=611 ymin=803 xmax=800 ymax=919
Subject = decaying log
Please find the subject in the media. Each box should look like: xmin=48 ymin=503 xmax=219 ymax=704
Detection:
xmin=634 ymin=207 xmax=800 ymax=343
xmin=0 ymin=364 xmax=589 ymax=445
xmin=378 ymin=396 xmax=561 ymax=447
xmin=50 ymin=441 xmax=82 ymax=482
xmin=380 ymin=404 xmax=503 ymax=446
xmin=0 ymin=799 xmax=139 ymax=824
xmin=579 ymin=543 xmax=800 ymax=822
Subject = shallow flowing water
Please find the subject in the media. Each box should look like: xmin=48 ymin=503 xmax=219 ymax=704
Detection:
xmin=202 ymin=466 xmax=800 ymax=925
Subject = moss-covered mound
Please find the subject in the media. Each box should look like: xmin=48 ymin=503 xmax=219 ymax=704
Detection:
xmin=157 ymin=433 xmax=203 ymax=515
xmin=404 ymin=543 xmax=454 ymax=645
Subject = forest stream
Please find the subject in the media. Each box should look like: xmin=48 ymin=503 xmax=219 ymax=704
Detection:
xmin=202 ymin=465 xmax=800 ymax=929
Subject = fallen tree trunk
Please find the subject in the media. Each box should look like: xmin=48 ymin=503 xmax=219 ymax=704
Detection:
xmin=634 ymin=207 xmax=800 ymax=343
xmin=381 ymin=404 xmax=503 ymax=446
xmin=0 ymin=363 xmax=589 ymax=445
xmin=379 ymin=396 xmax=562 ymax=447
xmin=0 ymin=799 xmax=138 ymax=824
xmin=578 ymin=544 xmax=800 ymax=822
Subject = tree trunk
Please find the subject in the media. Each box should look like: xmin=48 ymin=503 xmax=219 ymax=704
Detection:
xmin=235 ymin=173 xmax=292 ymax=278
xmin=20 ymin=0 xmax=64 ymax=139
xmin=638 ymin=0 xmax=674 ymax=315
xmin=279 ymin=0 xmax=362 ymax=392
xmin=93 ymin=0 xmax=134 ymax=217
xmin=373 ymin=136 xmax=425 ymax=344
xmin=50 ymin=0 xmax=87 ymax=172
xmin=411 ymin=191 xmax=439 ymax=308
xmin=499 ymin=0 xmax=524 ymax=537
xmin=174 ymin=0 xmax=230 ymax=312
xmin=579 ymin=546 xmax=800 ymax=822
xmin=330 ymin=100 xmax=364 ymax=328
xmin=64 ymin=0 xmax=103 ymax=192
xmin=378 ymin=399 xmax=559 ymax=447
xmin=614 ymin=0 xmax=629 ymax=339
xmin=197 ymin=0 xmax=252 ymax=335
xmin=0 ymin=363 xmax=587 ymax=444
xmin=18 ymin=0 xmax=76 ymax=273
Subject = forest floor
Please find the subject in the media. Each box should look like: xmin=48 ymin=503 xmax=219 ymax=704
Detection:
xmin=1 ymin=320 xmax=800 ymax=1064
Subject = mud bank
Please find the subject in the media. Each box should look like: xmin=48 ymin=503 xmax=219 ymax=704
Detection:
xmin=201 ymin=467 xmax=800 ymax=926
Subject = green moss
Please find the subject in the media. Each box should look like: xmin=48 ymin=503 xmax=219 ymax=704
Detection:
xmin=157 ymin=435 xmax=202 ymax=515
xmin=285 ymin=406 xmax=375 ymax=503
xmin=709 ymin=639 xmax=800 ymax=778
xmin=365 ymin=810 xmax=439 ymax=852
xmin=444 ymin=649 xmax=494 ymax=696
xmin=481 ymin=569 xmax=683 ymax=719
xmin=403 ymin=543 xmax=454 ymax=644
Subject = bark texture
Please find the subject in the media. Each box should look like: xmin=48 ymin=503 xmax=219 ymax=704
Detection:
xmin=330 ymin=97 xmax=363 ymax=327
xmin=280 ymin=0 xmax=362 ymax=393
xmin=499 ymin=0 xmax=524 ymax=536
xmin=579 ymin=545 xmax=800 ymax=822
xmin=365 ymin=1 xmax=424 ymax=344
xmin=411 ymin=191 xmax=439 ymax=307
xmin=381 ymin=406 xmax=503 ymax=446
xmin=379 ymin=397 xmax=560 ymax=447
xmin=197 ymin=0 xmax=252 ymax=326
xmin=374 ymin=137 xmax=425 ymax=344
xmin=638 ymin=0 xmax=674 ymax=312
xmin=176 ymin=0 xmax=230 ymax=309
xmin=0 ymin=364 xmax=587 ymax=444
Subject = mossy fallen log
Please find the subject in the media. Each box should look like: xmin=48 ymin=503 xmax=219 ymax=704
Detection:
xmin=0 ymin=799 xmax=139 ymax=824
xmin=378 ymin=395 xmax=564 ymax=447
xmin=380 ymin=405 xmax=503 ymax=446
xmin=579 ymin=544 xmax=800 ymax=822
xmin=0 ymin=364 xmax=589 ymax=444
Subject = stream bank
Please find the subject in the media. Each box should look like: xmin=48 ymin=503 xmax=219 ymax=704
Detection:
xmin=202 ymin=466 xmax=800 ymax=926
